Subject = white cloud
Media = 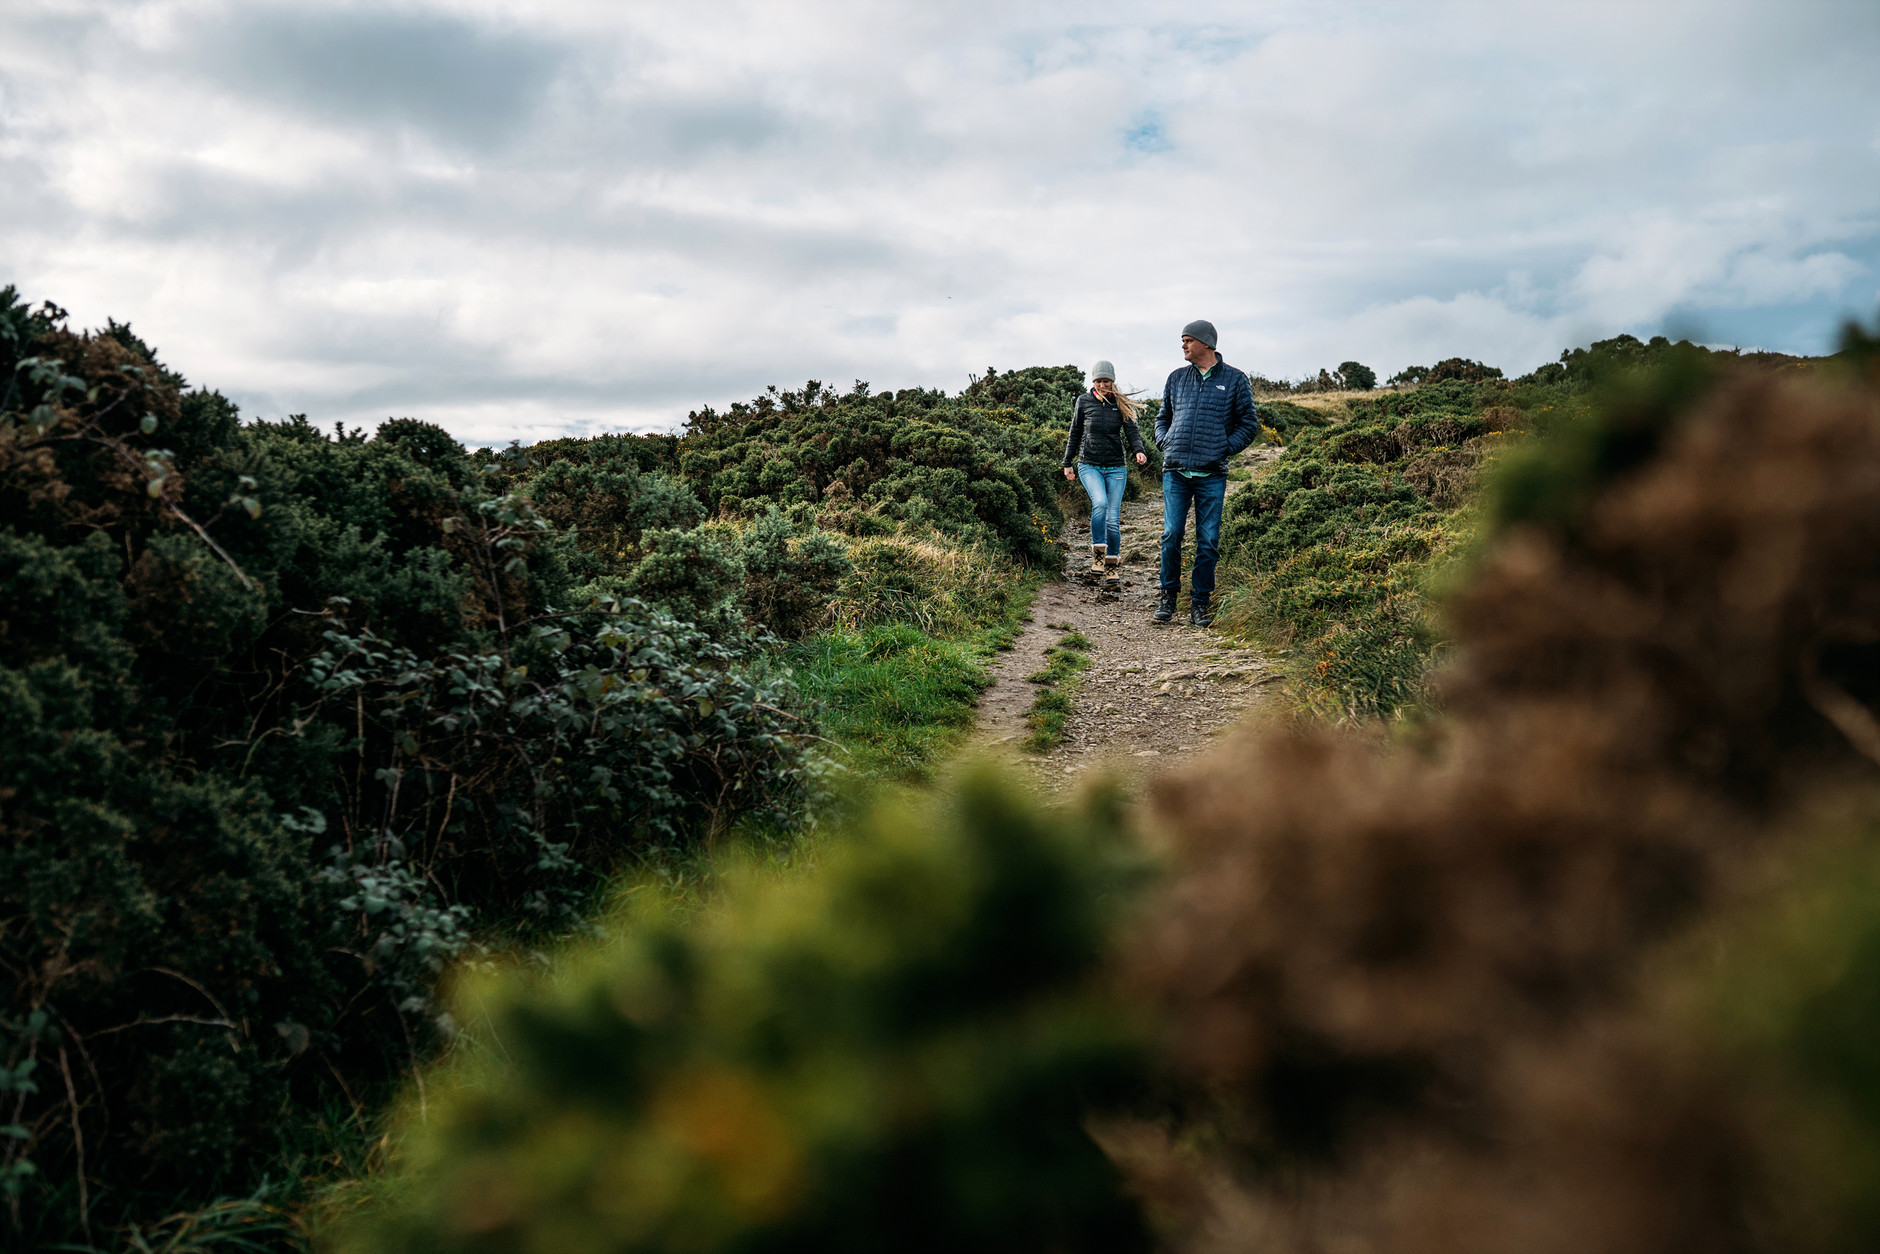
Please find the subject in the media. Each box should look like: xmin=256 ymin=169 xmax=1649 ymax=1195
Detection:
xmin=0 ymin=0 xmax=1876 ymax=443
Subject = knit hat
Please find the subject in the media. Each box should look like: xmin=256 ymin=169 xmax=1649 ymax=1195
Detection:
xmin=1181 ymin=319 xmax=1218 ymax=349
xmin=1090 ymin=359 xmax=1116 ymax=382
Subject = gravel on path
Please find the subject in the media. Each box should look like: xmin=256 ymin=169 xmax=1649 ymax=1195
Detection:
xmin=971 ymin=449 xmax=1283 ymax=793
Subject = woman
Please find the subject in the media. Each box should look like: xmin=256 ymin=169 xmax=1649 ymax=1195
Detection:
xmin=1062 ymin=360 xmax=1148 ymax=582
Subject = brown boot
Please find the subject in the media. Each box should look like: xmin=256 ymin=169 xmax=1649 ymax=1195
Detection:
xmin=1102 ymin=554 xmax=1122 ymax=591
xmin=1090 ymin=544 xmax=1106 ymax=576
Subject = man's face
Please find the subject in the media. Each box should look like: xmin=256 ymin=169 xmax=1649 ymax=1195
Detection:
xmin=1182 ymin=335 xmax=1213 ymax=364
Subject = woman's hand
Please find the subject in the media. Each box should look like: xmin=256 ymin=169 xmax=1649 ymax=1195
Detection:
xmin=1063 ymin=466 xmax=1075 ymax=480
xmin=1135 ymin=453 xmax=1147 ymax=466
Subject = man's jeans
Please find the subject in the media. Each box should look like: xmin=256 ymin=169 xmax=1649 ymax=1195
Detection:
xmin=1076 ymin=462 xmax=1128 ymax=555
xmin=1159 ymin=471 xmax=1228 ymax=596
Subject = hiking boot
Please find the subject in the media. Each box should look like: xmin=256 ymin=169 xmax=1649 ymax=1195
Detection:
xmin=1102 ymin=554 xmax=1122 ymax=591
xmin=1090 ymin=544 xmax=1106 ymax=576
xmin=1189 ymin=593 xmax=1214 ymax=628
xmin=1154 ymin=588 xmax=1176 ymax=622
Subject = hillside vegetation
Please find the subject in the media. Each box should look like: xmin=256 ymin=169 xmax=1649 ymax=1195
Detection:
xmin=0 ymin=285 xmax=1101 ymax=1246
xmin=7 ymin=269 xmax=1872 ymax=1254
xmin=1215 ymin=333 xmax=1829 ymax=721
xmin=335 ymin=330 xmax=1880 ymax=1254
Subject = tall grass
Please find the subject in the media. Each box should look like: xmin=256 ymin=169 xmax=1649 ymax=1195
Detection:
xmin=789 ymin=580 xmax=1034 ymax=787
xmin=828 ymin=536 xmax=1016 ymax=636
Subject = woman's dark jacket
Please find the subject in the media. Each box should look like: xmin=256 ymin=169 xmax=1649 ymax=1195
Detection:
xmin=1062 ymin=391 xmax=1146 ymax=467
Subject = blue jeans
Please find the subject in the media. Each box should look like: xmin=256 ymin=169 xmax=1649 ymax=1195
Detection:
xmin=1160 ymin=471 xmax=1227 ymax=596
xmin=1076 ymin=462 xmax=1128 ymax=555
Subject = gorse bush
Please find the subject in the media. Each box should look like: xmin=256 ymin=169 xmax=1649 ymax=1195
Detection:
xmin=0 ymin=286 xmax=1103 ymax=1244
xmin=491 ymin=368 xmax=1088 ymax=642
xmin=672 ymin=374 xmax=1071 ymax=567
xmin=0 ymin=288 xmax=822 ymax=1246
xmin=1214 ymin=380 xmax=1505 ymax=718
xmin=328 ymin=767 xmax=1152 ymax=1254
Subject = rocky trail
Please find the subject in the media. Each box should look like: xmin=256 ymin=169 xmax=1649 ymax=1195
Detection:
xmin=972 ymin=449 xmax=1284 ymax=793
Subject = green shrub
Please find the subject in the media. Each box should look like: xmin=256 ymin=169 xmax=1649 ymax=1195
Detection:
xmin=674 ymin=378 xmax=1067 ymax=566
xmin=1337 ymin=361 xmax=1377 ymax=390
xmin=621 ymin=524 xmax=747 ymax=631
xmin=523 ymin=457 xmax=705 ymax=582
xmin=0 ymin=292 xmax=823 ymax=1245
xmin=736 ymin=509 xmax=852 ymax=639
xmin=1251 ymin=399 xmax=1330 ymax=436
xmin=325 ymin=768 xmax=1152 ymax=1254
xmin=1216 ymin=382 xmax=1495 ymax=719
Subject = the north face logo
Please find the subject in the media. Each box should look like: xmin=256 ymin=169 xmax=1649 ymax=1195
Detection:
xmin=1215 ymin=384 xmax=1226 ymax=391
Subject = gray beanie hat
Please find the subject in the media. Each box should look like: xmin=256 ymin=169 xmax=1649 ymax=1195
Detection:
xmin=1090 ymin=359 xmax=1116 ymax=382
xmin=1181 ymin=319 xmax=1218 ymax=349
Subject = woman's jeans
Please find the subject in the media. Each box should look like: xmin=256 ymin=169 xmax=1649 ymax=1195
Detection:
xmin=1076 ymin=462 xmax=1128 ymax=555
xmin=1160 ymin=470 xmax=1227 ymax=596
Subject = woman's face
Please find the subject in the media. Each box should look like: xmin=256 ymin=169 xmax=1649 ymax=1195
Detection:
xmin=1094 ymin=377 xmax=1115 ymax=398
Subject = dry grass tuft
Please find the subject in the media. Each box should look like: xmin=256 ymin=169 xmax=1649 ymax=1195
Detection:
xmin=827 ymin=535 xmax=1014 ymax=636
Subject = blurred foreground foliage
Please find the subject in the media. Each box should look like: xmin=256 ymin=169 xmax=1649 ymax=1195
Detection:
xmin=326 ymin=767 xmax=1151 ymax=1254
xmin=1130 ymin=323 xmax=1880 ymax=1252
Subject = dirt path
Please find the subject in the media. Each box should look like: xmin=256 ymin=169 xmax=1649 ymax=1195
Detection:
xmin=973 ymin=450 xmax=1283 ymax=792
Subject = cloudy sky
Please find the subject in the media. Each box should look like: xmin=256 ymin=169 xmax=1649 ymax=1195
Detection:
xmin=2 ymin=1 xmax=1876 ymax=444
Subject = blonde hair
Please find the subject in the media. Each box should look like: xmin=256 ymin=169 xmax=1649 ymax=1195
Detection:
xmin=1095 ymin=377 xmax=1141 ymax=423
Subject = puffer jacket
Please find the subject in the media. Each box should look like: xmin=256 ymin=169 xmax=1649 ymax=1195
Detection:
xmin=1062 ymin=391 xmax=1146 ymax=467
xmin=1156 ymin=357 xmax=1260 ymax=474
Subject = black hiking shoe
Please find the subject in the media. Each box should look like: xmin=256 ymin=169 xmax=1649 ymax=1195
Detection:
xmin=1154 ymin=589 xmax=1176 ymax=622
xmin=1189 ymin=594 xmax=1214 ymax=628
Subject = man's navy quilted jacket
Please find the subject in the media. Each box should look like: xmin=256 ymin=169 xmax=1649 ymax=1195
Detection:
xmin=1155 ymin=358 xmax=1260 ymax=473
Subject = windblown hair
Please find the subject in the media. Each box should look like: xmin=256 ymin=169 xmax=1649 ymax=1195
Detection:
xmin=1097 ymin=381 xmax=1140 ymax=424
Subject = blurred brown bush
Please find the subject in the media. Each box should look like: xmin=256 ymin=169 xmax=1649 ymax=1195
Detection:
xmin=1129 ymin=350 xmax=1880 ymax=1253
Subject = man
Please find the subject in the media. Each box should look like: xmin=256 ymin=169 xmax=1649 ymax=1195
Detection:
xmin=1154 ymin=319 xmax=1259 ymax=626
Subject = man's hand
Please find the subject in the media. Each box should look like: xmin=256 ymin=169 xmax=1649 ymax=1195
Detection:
xmin=1135 ymin=453 xmax=1147 ymax=466
xmin=1063 ymin=466 xmax=1075 ymax=480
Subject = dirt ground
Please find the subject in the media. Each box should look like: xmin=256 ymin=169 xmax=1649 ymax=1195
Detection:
xmin=972 ymin=448 xmax=1283 ymax=793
